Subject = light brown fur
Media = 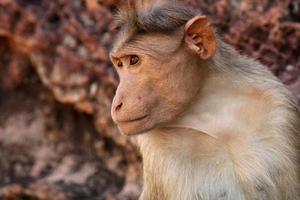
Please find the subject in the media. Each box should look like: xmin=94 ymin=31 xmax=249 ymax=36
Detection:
xmin=138 ymin=70 xmax=299 ymax=200
xmin=110 ymin=1 xmax=299 ymax=200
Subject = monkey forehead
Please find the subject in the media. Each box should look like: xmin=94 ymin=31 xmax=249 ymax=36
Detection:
xmin=111 ymin=31 xmax=184 ymax=58
xmin=110 ymin=2 xmax=198 ymax=58
xmin=110 ymin=31 xmax=134 ymax=58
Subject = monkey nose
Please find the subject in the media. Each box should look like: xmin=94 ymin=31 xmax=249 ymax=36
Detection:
xmin=114 ymin=102 xmax=123 ymax=112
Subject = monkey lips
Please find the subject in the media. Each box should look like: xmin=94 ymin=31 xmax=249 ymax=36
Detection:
xmin=113 ymin=114 xmax=152 ymax=135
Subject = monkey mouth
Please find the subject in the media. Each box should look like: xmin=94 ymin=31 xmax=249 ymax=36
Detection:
xmin=116 ymin=114 xmax=154 ymax=136
xmin=117 ymin=114 xmax=149 ymax=123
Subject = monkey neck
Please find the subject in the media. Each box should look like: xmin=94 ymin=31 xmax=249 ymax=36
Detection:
xmin=138 ymin=69 xmax=274 ymax=153
xmin=138 ymin=71 xmax=266 ymax=149
xmin=166 ymin=72 xmax=269 ymax=139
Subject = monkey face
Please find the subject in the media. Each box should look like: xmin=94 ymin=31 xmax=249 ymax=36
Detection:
xmin=110 ymin=45 xmax=203 ymax=136
xmin=110 ymin=15 xmax=216 ymax=135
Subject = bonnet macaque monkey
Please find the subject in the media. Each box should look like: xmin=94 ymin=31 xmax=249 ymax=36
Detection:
xmin=110 ymin=1 xmax=300 ymax=200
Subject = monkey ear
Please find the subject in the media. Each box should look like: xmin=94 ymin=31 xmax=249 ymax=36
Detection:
xmin=184 ymin=16 xmax=217 ymax=60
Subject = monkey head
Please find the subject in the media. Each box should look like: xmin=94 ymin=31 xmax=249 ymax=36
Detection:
xmin=110 ymin=4 xmax=216 ymax=135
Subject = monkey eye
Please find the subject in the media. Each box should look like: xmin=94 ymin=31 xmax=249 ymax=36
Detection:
xmin=129 ymin=55 xmax=140 ymax=66
xmin=116 ymin=59 xmax=123 ymax=68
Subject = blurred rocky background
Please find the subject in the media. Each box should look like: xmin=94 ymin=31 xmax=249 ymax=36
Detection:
xmin=0 ymin=0 xmax=299 ymax=199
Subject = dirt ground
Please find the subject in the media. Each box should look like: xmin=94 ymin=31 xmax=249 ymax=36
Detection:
xmin=0 ymin=0 xmax=299 ymax=199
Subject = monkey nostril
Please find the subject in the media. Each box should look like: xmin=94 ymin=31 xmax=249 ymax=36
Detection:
xmin=115 ymin=102 xmax=123 ymax=111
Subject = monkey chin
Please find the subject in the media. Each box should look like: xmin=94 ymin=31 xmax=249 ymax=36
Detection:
xmin=116 ymin=115 xmax=155 ymax=136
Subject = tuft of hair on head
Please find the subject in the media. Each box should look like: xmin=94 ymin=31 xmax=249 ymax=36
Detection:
xmin=114 ymin=0 xmax=138 ymax=30
xmin=115 ymin=0 xmax=199 ymax=35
